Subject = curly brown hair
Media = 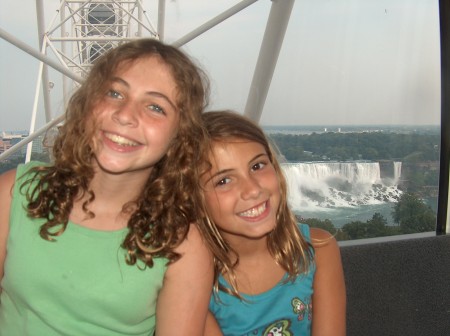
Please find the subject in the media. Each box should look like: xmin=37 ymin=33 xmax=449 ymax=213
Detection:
xmin=22 ymin=38 xmax=210 ymax=267
xmin=198 ymin=110 xmax=313 ymax=298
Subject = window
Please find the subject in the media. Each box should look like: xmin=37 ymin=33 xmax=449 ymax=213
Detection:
xmin=162 ymin=0 xmax=442 ymax=241
xmin=0 ymin=0 xmax=445 ymax=241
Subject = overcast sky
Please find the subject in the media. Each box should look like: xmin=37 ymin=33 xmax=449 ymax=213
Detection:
xmin=0 ymin=0 xmax=441 ymax=132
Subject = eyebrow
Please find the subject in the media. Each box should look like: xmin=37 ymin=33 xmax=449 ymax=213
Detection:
xmin=111 ymin=77 xmax=177 ymax=111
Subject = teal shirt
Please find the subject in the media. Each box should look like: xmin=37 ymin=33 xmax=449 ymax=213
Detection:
xmin=0 ymin=162 xmax=167 ymax=335
xmin=209 ymin=224 xmax=315 ymax=336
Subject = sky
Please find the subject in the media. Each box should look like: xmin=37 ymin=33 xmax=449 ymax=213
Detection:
xmin=0 ymin=0 xmax=441 ymax=132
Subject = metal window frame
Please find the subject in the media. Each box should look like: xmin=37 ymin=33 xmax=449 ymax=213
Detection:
xmin=437 ymin=0 xmax=450 ymax=234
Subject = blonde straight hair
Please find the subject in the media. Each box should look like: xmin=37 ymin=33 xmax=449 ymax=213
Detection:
xmin=198 ymin=110 xmax=314 ymax=298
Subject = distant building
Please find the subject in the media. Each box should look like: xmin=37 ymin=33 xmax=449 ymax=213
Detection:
xmin=0 ymin=133 xmax=27 ymax=157
xmin=0 ymin=133 xmax=45 ymax=157
xmin=31 ymin=135 xmax=45 ymax=154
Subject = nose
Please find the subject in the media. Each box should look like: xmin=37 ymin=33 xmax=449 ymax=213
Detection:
xmin=112 ymin=101 xmax=138 ymax=127
xmin=240 ymin=175 xmax=262 ymax=200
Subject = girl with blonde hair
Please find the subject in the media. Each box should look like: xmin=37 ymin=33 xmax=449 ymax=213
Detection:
xmin=199 ymin=110 xmax=346 ymax=336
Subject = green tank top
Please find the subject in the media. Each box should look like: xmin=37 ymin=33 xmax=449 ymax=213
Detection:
xmin=0 ymin=162 xmax=167 ymax=335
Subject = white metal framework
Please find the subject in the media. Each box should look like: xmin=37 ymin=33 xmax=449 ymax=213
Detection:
xmin=46 ymin=1 xmax=158 ymax=75
xmin=0 ymin=0 xmax=293 ymax=162
xmin=32 ymin=0 xmax=158 ymax=160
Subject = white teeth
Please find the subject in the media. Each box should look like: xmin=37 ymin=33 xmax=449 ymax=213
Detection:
xmin=239 ymin=202 xmax=266 ymax=218
xmin=105 ymin=133 xmax=139 ymax=146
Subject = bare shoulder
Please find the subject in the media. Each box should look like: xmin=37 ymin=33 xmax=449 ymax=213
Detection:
xmin=167 ymin=223 xmax=213 ymax=276
xmin=309 ymin=229 xmax=346 ymax=335
xmin=0 ymin=168 xmax=17 ymax=202
xmin=156 ymin=223 xmax=213 ymax=334
xmin=309 ymin=227 xmax=340 ymax=259
xmin=174 ymin=223 xmax=209 ymax=255
xmin=164 ymin=222 xmax=213 ymax=290
xmin=310 ymin=227 xmax=334 ymax=241
xmin=0 ymin=168 xmax=17 ymax=283
xmin=0 ymin=168 xmax=17 ymax=234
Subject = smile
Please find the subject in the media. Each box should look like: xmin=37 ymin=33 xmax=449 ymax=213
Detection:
xmin=104 ymin=132 xmax=139 ymax=146
xmin=238 ymin=201 xmax=268 ymax=218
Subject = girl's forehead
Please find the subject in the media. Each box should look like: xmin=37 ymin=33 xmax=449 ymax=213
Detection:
xmin=209 ymin=139 xmax=242 ymax=158
xmin=115 ymin=55 xmax=171 ymax=75
xmin=210 ymin=138 xmax=263 ymax=151
xmin=208 ymin=139 xmax=268 ymax=163
xmin=211 ymin=138 xmax=249 ymax=148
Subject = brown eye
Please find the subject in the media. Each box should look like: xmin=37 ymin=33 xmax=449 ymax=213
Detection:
xmin=251 ymin=162 xmax=266 ymax=171
xmin=216 ymin=177 xmax=231 ymax=187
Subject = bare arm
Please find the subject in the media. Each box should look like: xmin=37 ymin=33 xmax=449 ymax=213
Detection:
xmin=204 ymin=310 xmax=223 ymax=336
xmin=0 ymin=169 xmax=15 ymax=290
xmin=155 ymin=224 xmax=214 ymax=335
xmin=310 ymin=228 xmax=346 ymax=336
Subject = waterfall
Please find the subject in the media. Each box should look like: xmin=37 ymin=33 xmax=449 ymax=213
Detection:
xmin=393 ymin=161 xmax=402 ymax=184
xmin=282 ymin=161 xmax=402 ymax=211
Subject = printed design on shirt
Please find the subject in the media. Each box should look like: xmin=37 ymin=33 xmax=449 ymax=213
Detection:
xmin=262 ymin=319 xmax=292 ymax=336
xmin=291 ymin=297 xmax=312 ymax=321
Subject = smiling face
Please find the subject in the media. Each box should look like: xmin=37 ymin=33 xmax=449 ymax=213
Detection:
xmin=91 ymin=56 xmax=179 ymax=177
xmin=202 ymin=139 xmax=281 ymax=245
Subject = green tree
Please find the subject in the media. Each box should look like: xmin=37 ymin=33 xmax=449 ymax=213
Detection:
xmin=0 ymin=153 xmax=51 ymax=175
xmin=365 ymin=213 xmax=388 ymax=237
xmin=341 ymin=220 xmax=367 ymax=240
xmin=341 ymin=213 xmax=399 ymax=240
xmin=392 ymin=192 xmax=436 ymax=233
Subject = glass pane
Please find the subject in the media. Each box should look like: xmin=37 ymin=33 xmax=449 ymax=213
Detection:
xmin=261 ymin=1 xmax=441 ymax=241
xmin=163 ymin=0 xmax=441 ymax=241
xmin=0 ymin=0 xmax=442 ymax=242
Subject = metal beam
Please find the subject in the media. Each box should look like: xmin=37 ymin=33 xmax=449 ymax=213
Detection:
xmin=437 ymin=0 xmax=450 ymax=234
xmin=244 ymin=0 xmax=295 ymax=123
xmin=172 ymin=0 xmax=259 ymax=48
xmin=158 ymin=0 xmax=165 ymax=41
xmin=0 ymin=27 xmax=83 ymax=83
xmin=36 ymin=0 xmax=53 ymax=123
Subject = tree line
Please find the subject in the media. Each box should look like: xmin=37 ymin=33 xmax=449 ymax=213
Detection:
xmin=298 ymin=192 xmax=436 ymax=241
xmin=268 ymin=131 xmax=440 ymax=162
xmin=0 ymin=153 xmax=50 ymax=175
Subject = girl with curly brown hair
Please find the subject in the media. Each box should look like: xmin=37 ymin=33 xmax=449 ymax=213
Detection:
xmin=0 ymin=38 xmax=213 ymax=335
